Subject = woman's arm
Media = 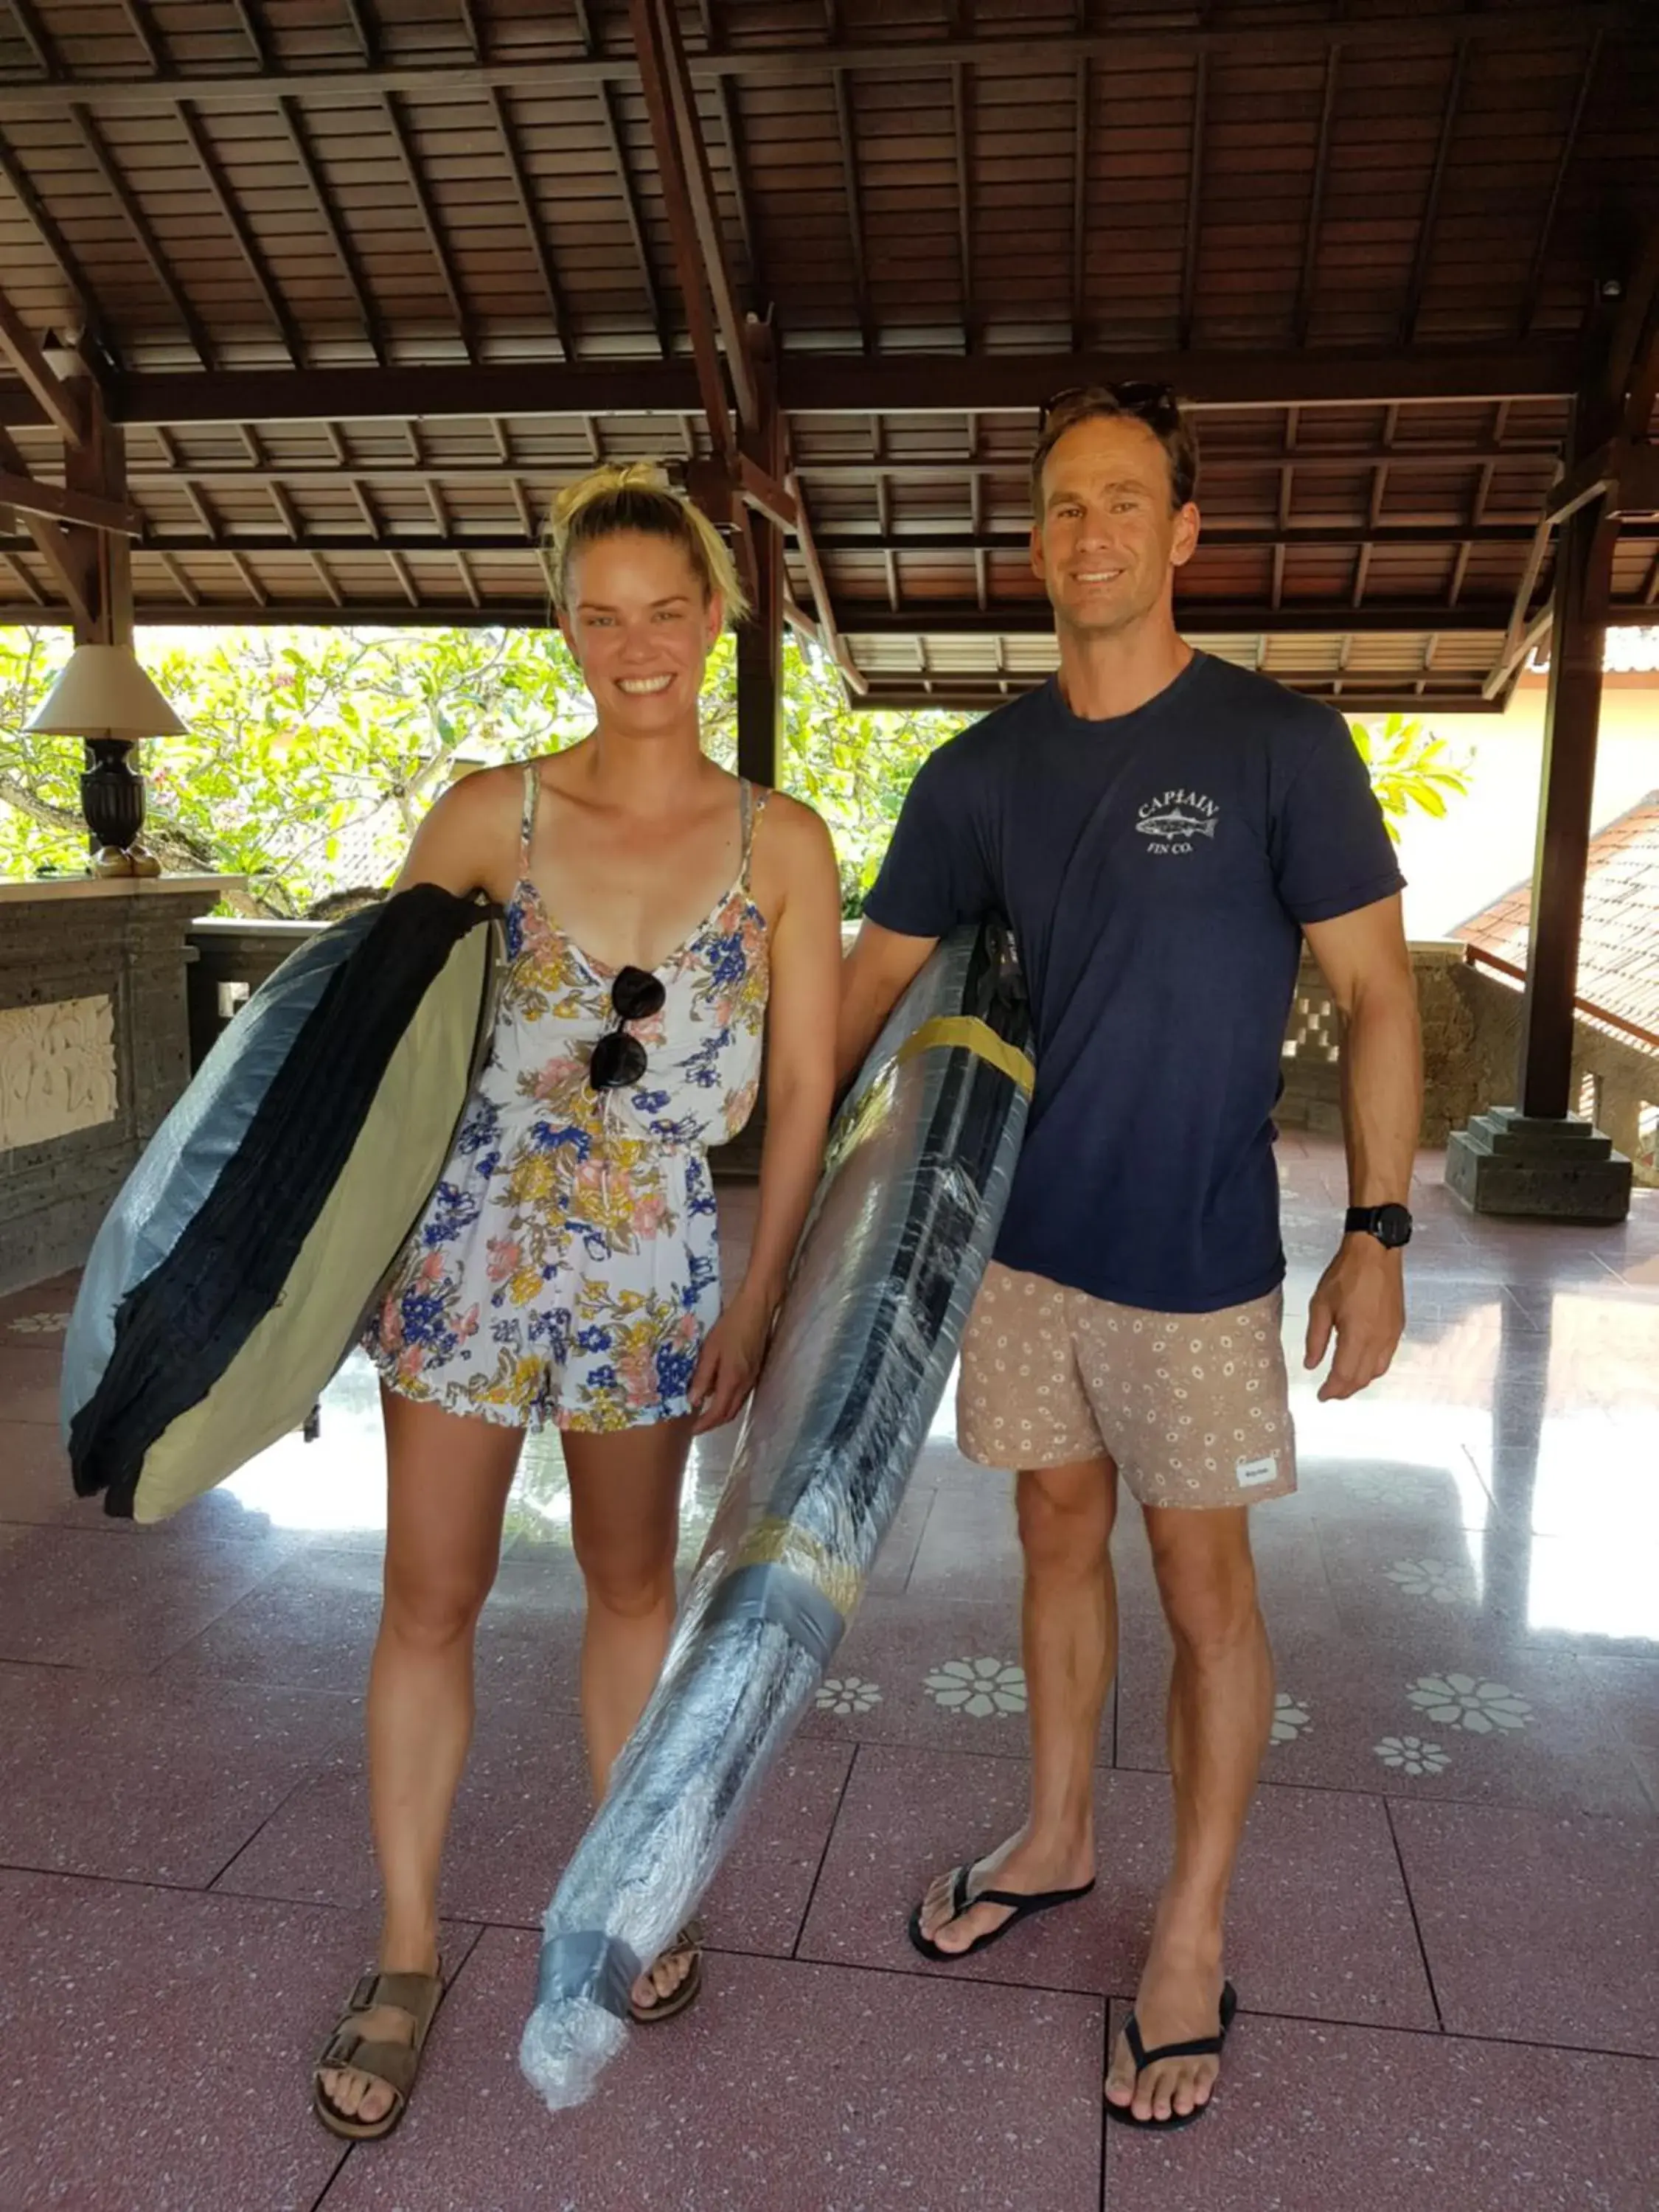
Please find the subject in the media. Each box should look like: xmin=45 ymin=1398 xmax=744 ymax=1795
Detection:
xmin=691 ymin=796 xmax=843 ymax=1433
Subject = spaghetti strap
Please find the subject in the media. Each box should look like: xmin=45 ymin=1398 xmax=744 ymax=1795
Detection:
xmin=518 ymin=762 xmax=539 ymax=874
xmin=738 ymin=779 xmax=767 ymax=891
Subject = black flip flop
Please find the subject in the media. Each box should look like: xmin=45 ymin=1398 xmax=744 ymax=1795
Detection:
xmin=907 ymin=1861 xmax=1096 ymax=1963
xmin=1104 ymin=1980 xmax=1239 ymax=2132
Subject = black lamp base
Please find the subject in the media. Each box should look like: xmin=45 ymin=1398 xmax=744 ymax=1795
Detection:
xmin=81 ymin=739 xmax=159 ymax=877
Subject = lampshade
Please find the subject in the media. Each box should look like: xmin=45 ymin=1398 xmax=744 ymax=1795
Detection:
xmin=24 ymin=644 xmax=187 ymax=741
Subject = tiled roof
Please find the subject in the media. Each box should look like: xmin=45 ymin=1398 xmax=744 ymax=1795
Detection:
xmin=1455 ymin=792 xmax=1659 ymax=1043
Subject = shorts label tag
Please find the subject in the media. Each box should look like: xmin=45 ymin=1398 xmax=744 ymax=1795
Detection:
xmin=1235 ymin=1454 xmax=1279 ymax=1489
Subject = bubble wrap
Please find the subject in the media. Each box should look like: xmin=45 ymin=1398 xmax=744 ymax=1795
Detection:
xmin=521 ymin=922 xmax=1032 ymax=2111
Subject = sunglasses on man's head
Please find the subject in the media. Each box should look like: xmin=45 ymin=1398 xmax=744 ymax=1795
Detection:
xmin=588 ymin=964 xmax=666 ymax=1093
xmin=1037 ymin=380 xmax=1181 ymax=434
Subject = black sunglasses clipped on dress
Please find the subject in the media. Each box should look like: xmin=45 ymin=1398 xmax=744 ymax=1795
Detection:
xmin=588 ymin=965 xmax=667 ymax=1093
xmin=1037 ymin=380 xmax=1180 ymax=435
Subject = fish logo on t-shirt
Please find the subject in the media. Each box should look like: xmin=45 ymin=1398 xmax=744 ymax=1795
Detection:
xmin=1136 ymin=789 xmax=1220 ymax=855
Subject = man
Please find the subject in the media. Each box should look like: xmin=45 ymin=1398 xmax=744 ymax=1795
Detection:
xmin=837 ymin=384 xmax=1422 ymax=2131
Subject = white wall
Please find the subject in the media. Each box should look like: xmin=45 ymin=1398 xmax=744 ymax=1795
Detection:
xmin=1391 ymin=678 xmax=1659 ymax=939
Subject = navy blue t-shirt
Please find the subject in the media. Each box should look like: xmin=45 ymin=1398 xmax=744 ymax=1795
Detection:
xmin=863 ymin=652 xmax=1404 ymax=1312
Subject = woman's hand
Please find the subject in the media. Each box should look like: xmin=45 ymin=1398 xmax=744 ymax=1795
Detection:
xmin=689 ymin=1289 xmax=775 ymax=1435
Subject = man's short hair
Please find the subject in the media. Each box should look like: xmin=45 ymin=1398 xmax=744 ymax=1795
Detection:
xmin=1030 ymin=383 xmax=1199 ymax=519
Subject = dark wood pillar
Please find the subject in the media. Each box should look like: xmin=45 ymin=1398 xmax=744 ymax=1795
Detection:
xmin=62 ymin=378 xmax=130 ymax=647
xmin=1516 ymin=485 xmax=1618 ymax=1118
xmin=735 ymin=324 xmax=782 ymax=788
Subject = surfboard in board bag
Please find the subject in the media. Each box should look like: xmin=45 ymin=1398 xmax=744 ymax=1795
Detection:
xmin=520 ymin=917 xmax=1033 ymax=2112
xmin=61 ymin=884 xmax=498 ymax=1524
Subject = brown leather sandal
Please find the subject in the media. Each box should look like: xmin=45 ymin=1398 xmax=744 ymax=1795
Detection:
xmin=628 ymin=1919 xmax=705 ymax=2025
xmin=312 ymin=1963 xmax=445 ymax=2142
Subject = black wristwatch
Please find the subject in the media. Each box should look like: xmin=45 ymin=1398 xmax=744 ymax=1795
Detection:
xmin=1345 ymin=1203 xmax=1413 ymax=1250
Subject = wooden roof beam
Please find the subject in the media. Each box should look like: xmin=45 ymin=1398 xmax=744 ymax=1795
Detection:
xmin=488 ymin=86 xmax=574 ymax=360
xmin=1519 ymin=30 xmax=1602 ymax=336
xmin=0 ymin=470 xmax=139 ymax=534
xmin=72 ymin=104 xmax=214 ymax=367
xmin=638 ymin=0 xmax=758 ymax=422
xmin=0 ymin=282 xmax=86 ymax=446
xmin=953 ymin=59 xmax=975 ymax=349
xmin=833 ymin=69 xmax=873 ymax=352
xmin=0 ymin=344 xmax=1586 ymax=434
xmin=379 ymin=94 xmax=477 ymax=364
xmin=596 ymin=79 xmax=669 ymax=357
xmin=96 ymin=518 xmax=1579 ymax=559
xmin=1399 ymin=39 xmax=1468 ymax=346
xmin=0 ymin=134 xmax=122 ymax=372
xmin=1178 ymin=55 xmax=1206 ymax=350
xmin=1293 ymin=47 xmax=1340 ymax=348
xmin=629 ymin=0 xmax=739 ymax=451
xmin=175 ymin=102 xmax=305 ymax=366
xmin=105 ymin=439 xmax=1562 ymax=488
xmin=715 ymin=78 xmax=762 ymax=311
xmin=786 ymin=466 xmax=866 ymax=692
xmin=1071 ymin=60 xmax=1091 ymax=350
xmin=276 ymin=98 xmax=389 ymax=366
xmin=7 ymin=0 xmax=57 ymax=76
xmin=0 ymin=8 xmax=1633 ymax=114
xmin=840 ymin=602 xmax=1543 ymax=635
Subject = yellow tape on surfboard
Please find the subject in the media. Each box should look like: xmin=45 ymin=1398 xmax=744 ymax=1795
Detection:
xmin=896 ymin=1015 xmax=1034 ymax=1096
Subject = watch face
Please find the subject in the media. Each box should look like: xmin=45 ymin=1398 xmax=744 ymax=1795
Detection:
xmin=1375 ymin=1203 xmax=1413 ymax=1248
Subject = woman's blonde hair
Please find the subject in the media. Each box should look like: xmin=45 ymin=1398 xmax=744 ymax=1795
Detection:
xmin=546 ymin=460 xmax=749 ymax=624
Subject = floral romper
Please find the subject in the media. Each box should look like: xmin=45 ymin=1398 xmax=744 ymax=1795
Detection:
xmin=364 ymin=765 xmax=769 ymax=1432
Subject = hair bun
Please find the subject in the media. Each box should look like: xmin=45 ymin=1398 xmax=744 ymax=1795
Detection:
xmin=551 ymin=460 xmax=675 ymax=530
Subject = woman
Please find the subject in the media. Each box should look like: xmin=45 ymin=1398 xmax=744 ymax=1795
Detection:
xmin=313 ymin=463 xmax=843 ymax=2140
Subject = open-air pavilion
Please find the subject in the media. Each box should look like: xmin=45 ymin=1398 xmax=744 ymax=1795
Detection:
xmin=1 ymin=6 xmax=1657 ymax=2210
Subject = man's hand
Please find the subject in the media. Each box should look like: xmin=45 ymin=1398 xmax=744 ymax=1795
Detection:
xmin=1304 ymin=1237 xmax=1405 ymax=1402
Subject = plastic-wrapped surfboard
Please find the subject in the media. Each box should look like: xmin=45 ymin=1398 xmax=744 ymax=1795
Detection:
xmin=520 ymin=918 xmax=1033 ymax=2112
xmin=61 ymin=885 xmax=498 ymax=1523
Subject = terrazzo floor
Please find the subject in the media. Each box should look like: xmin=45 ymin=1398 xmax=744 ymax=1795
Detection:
xmin=1 ymin=1136 xmax=1656 ymax=2212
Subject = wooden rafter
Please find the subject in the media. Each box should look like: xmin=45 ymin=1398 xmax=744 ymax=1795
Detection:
xmin=72 ymin=104 xmax=214 ymax=366
xmin=104 ymin=439 xmax=1563 ymax=490
xmin=1293 ymin=47 xmax=1340 ymax=347
xmin=89 ymin=519 xmax=1578 ymax=560
xmin=630 ymin=0 xmax=740 ymax=451
xmin=0 ymin=133 xmax=122 ymax=369
xmin=952 ymin=60 xmax=975 ymax=347
xmin=646 ymin=0 xmax=758 ymax=421
xmin=1178 ymin=55 xmax=1206 ymax=349
xmin=114 ymin=0 xmax=164 ymax=72
xmin=787 ymin=466 xmax=866 ymax=692
xmin=276 ymin=98 xmax=389 ymax=365
xmin=379 ymin=94 xmax=477 ymax=363
xmin=1520 ymin=30 xmax=1602 ymax=335
xmin=7 ymin=0 xmax=58 ymax=74
xmin=0 ymin=279 xmax=85 ymax=445
xmin=1399 ymin=39 xmax=1468 ymax=345
xmin=487 ymin=85 xmax=574 ymax=359
xmin=715 ymin=77 xmax=762 ymax=310
xmin=1071 ymin=62 xmax=1090 ymax=349
xmin=832 ymin=69 xmax=872 ymax=350
xmin=0 ymin=10 xmax=1637 ymax=115
xmin=597 ymin=79 xmax=669 ymax=355
xmin=175 ymin=102 xmax=305 ymax=366
xmin=0 ymin=471 xmax=139 ymax=533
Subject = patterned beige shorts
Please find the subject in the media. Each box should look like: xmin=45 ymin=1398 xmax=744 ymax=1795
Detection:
xmin=956 ymin=1262 xmax=1297 ymax=1509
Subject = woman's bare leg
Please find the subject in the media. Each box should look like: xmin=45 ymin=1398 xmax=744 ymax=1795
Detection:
xmin=563 ymin=1415 xmax=695 ymax=2006
xmin=319 ymin=1388 xmax=522 ymax=2125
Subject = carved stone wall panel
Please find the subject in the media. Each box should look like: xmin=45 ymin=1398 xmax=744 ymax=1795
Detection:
xmin=0 ymin=995 xmax=119 ymax=1150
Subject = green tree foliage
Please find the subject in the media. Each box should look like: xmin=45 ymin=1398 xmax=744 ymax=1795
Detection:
xmin=1348 ymin=712 xmax=1470 ymax=843
xmin=1 ymin=625 xmax=1467 ymax=915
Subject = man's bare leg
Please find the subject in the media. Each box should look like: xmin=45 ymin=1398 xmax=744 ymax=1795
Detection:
xmin=1105 ymin=1504 xmax=1272 ymax=2123
xmin=915 ymin=1458 xmax=1116 ymax=1951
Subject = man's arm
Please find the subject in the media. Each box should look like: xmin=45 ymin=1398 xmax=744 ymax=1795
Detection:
xmin=836 ymin=919 xmax=939 ymax=1091
xmin=1299 ymin=891 xmax=1422 ymax=1401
